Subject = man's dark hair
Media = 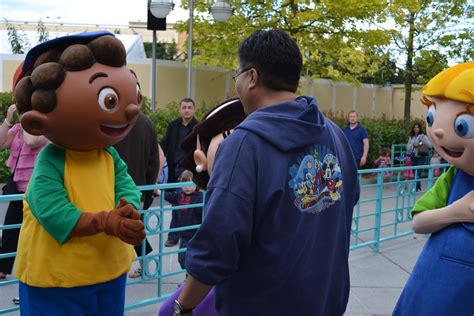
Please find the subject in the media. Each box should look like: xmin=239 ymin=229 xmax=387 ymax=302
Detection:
xmin=238 ymin=29 xmax=302 ymax=93
xmin=180 ymin=97 xmax=195 ymax=108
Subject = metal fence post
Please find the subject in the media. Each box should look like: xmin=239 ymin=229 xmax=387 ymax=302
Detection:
xmin=372 ymin=171 xmax=384 ymax=252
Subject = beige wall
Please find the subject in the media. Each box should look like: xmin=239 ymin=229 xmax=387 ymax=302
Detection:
xmin=0 ymin=54 xmax=426 ymax=118
xmin=313 ymin=81 xmax=333 ymax=112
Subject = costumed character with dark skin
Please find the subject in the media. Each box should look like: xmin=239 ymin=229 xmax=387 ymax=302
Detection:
xmin=394 ymin=62 xmax=474 ymax=315
xmin=13 ymin=31 xmax=146 ymax=315
xmin=158 ymin=98 xmax=246 ymax=316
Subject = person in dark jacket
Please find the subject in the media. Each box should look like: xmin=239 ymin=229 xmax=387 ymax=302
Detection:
xmin=172 ymin=29 xmax=359 ymax=316
xmin=114 ymin=111 xmax=160 ymax=278
xmin=160 ymin=98 xmax=198 ymax=246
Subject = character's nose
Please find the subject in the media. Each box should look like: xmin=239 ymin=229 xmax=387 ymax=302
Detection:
xmin=433 ymin=128 xmax=444 ymax=139
xmin=125 ymin=104 xmax=140 ymax=121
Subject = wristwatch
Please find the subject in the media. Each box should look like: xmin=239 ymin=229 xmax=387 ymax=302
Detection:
xmin=173 ymin=299 xmax=194 ymax=315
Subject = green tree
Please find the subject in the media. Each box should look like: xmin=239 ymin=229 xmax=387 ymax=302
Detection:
xmin=412 ymin=50 xmax=449 ymax=85
xmin=143 ymin=41 xmax=178 ymax=60
xmin=360 ymin=52 xmax=404 ymax=85
xmin=175 ymin=0 xmax=391 ymax=83
xmin=37 ymin=18 xmax=50 ymax=43
xmin=4 ymin=19 xmax=30 ymax=54
xmin=386 ymin=0 xmax=473 ymax=127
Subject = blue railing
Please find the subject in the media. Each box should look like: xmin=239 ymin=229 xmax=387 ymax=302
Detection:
xmin=351 ymin=163 xmax=449 ymax=252
xmin=391 ymin=143 xmax=434 ymax=167
xmin=0 ymin=165 xmax=449 ymax=314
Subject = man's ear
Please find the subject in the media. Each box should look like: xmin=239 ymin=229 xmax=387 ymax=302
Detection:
xmin=20 ymin=111 xmax=49 ymax=136
xmin=248 ymin=68 xmax=258 ymax=89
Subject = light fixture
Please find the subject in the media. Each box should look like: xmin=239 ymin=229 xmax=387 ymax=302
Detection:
xmin=149 ymin=0 xmax=173 ymax=19
xmin=210 ymin=0 xmax=232 ymax=22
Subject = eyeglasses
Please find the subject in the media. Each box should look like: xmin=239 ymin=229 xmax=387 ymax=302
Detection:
xmin=232 ymin=67 xmax=252 ymax=82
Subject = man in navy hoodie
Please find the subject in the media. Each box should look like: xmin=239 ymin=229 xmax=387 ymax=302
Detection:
xmin=173 ymin=29 xmax=359 ymax=316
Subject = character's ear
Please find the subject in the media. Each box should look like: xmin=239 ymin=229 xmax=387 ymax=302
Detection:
xmin=20 ymin=111 xmax=49 ymax=136
xmin=194 ymin=135 xmax=207 ymax=173
xmin=207 ymin=133 xmax=226 ymax=175
xmin=194 ymin=149 xmax=207 ymax=173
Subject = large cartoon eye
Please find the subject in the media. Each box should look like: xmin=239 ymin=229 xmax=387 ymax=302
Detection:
xmin=426 ymin=105 xmax=436 ymax=127
xmin=136 ymin=83 xmax=142 ymax=105
xmin=453 ymin=114 xmax=474 ymax=138
xmin=98 ymin=87 xmax=119 ymax=112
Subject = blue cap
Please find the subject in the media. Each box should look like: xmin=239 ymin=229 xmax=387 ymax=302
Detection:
xmin=22 ymin=31 xmax=115 ymax=74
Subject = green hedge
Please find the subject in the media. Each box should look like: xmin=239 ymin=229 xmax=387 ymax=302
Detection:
xmin=0 ymin=92 xmax=14 ymax=182
xmin=325 ymin=111 xmax=426 ymax=168
xmin=142 ymin=96 xmax=218 ymax=140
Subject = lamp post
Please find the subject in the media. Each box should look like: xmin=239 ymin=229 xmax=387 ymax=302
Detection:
xmin=147 ymin=1 xmax=169 ymax=111
xmin=149 ymin=0 xmax=232 ymax=99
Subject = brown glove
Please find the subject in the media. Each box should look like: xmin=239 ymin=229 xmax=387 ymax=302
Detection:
xmin=71 ymin=198 xmax=146 ymax=246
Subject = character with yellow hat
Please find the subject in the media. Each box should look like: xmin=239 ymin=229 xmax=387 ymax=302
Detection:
xmin=394 ymin=62 xmax=474 ymax=315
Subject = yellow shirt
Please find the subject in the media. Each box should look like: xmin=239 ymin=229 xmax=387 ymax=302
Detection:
xmin=16 ymin=145 xmax=139 ymax=287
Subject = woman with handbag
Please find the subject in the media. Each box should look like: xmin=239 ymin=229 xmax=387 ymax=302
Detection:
xmin=0 ymin=104 xmax=48 ymax=279
xmin=406 ymin=123 xmax=432 ymax=192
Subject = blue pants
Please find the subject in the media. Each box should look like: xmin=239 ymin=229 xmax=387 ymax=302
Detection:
xmin=19 ymin=273 xmax=127 ymax=316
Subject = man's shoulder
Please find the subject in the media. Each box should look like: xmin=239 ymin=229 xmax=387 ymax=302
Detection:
xmin=166 ymin=118 xmax=182 ymax=129
xmin=357 ymin=123 xmax=368 ymax=131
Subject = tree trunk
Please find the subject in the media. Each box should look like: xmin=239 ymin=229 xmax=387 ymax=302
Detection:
xmin=403 ymin=12 xmax=415 ymax=129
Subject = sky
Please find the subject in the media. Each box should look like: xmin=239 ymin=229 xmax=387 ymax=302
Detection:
xmin=1 ymin=0 xmax=189 ymax=26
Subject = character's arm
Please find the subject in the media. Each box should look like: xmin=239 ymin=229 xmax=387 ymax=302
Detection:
xmin=413 ymin=191 xmax=474 ymax=234
xmin=25 ymin=147 xmax=83 ymax=244
xmin=411 ymin=167 xmax=473 ymax=233
xmin=27 ymin=146 xmax=145 ymax=245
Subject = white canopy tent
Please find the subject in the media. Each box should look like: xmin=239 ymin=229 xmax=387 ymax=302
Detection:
xmin=0 ymin=30 xmax=146 ymax=60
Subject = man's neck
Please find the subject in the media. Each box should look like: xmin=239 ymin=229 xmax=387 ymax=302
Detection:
xmin=255 ymin=90 xmax=296 ymax=111
xmin=181 ymin=117 xmax=193 ymax=126
xmin=349 ymin=123 xmax=358 ymax=129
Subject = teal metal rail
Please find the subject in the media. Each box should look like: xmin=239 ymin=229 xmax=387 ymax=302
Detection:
xmin=350 ymin=163 xmax=449 ymax=251
xmin=0 ymin=165 xmax=449 ymax=314
xmin=391 ymin=143 xmax=434 ymax=167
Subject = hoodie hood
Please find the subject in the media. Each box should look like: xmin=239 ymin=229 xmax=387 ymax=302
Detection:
xmin=237 ymin=96 xmax=326 ymax=152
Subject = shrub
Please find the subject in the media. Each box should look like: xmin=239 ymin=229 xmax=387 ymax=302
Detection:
xmin=0 ymin=91 xmax=14 ymax=119
xmin=143 ymin=96 xmax=218 ymax=140
xmin=0 ymin=92 xmax=14 ymax=181
xmin=324 ymin=111 xmax=426 ymax=168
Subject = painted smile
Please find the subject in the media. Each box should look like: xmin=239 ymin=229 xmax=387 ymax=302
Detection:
xmin=100 ymin=123 xmax=129 ymax=137
xmin=441 ymin=146 xmax=464 ymax=158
